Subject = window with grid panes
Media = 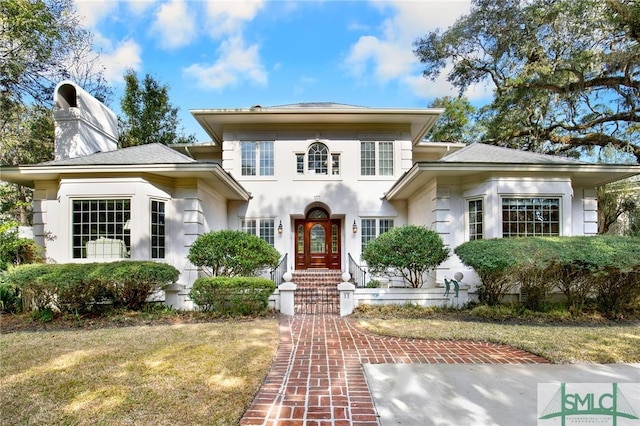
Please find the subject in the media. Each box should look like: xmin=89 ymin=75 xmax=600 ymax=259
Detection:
xmin=241 ymin=141 xmax=274 ymax=176
xmin=242 ymin=218 xmax=275 ymax=246
xmin=502 ymin=198 xmax=560 ymax=237
xmin=360 ymin=141 xmax=393 ymax=176
xmin=361 ymin=218 xmax=395 ymax=251
xmin=151 ymin=200 xmax=165 ymax=258
xmin=72 ymin=199 xmax=130 ymax=258
xmin=468 ymin=199 xmax=483 ymax=240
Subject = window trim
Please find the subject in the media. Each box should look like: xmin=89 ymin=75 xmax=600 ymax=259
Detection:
xmin=360 ymin=140 xmax=394 ymax=177
xmin=466 ymin=198 xmax=484 ymax=241
xmin=150 ymin=199 xmax=166 ymax=259
xmin=501 ymin=196 xmax=561 ymax=238
xmin=241 ymin=141 xmax=274 ymax=177
xmin=71 ymin=198 xmax=131 ymax=259
xmin=241 ymin=217 xmax=276 ymax=247
xmin=361 ymin=217 xmax=395 ymax=251
xmin=296 ymin=141 xmax=341 ymax=176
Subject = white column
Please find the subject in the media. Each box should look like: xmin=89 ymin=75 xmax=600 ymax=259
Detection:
xmin=279 ymin=272 xmax=297 ymax=316
xmin=338 ymin=272 xmax=356 ymax=317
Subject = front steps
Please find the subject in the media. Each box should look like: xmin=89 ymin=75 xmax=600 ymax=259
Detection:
xmin=290 ymin=270 xmax=342 ymax=314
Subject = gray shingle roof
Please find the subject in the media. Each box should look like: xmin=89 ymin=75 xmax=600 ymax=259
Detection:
xmin=39 ymin=143 xmax=198 ymax=166
xmin=439 ymin=143 xmax=588 ymax=165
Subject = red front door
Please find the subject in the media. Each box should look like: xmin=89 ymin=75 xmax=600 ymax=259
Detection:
xmin=294 ymin=208 xmax=341 ymax=270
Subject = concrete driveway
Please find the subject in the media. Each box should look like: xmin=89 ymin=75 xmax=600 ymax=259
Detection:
xmin=364 ymin=363 xmax=640 ymax=426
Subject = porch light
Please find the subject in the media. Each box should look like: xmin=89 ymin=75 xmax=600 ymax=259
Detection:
xmin=278 ymin=220 xmax=283 ymax=234
xmin=352 ymin=220 xmax=358 ymax=234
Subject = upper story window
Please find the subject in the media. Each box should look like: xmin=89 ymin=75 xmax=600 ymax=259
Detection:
xmin=241 ymin=141 xmax=274 ymax=176
xmin=361 ymin=141 xmax=393 ymax=176
xmin=72 ymin=199 xmax=130 ymax=259
xmin=296 ymin=142 xmax=340 ymax=176
xmin=468 ymin=199 xmax=484 ymax=240
xmin=502 ymin=197 xmax=560 ymax=237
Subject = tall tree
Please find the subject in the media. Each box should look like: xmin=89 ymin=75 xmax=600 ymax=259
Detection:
xmin=425 ymin=96 xmax=478 ymax=142
xmin=119 ymin=70 xmax=196 ymax=147
xmin=0 ymin=0 xmax=111 ymax=224
xmin=0 ymin=0 xmax=110 ymax=129
xmin=414 ymin=0 xmax=640 ymax=162
xmin=597 ymin=179 xmax=640 ymax=234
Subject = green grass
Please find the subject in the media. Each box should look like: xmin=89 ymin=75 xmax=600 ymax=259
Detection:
xmin=355 ymin=305 xmax=640 ymax=363
xmin=0 ymin=319 xmax=279 ymax=426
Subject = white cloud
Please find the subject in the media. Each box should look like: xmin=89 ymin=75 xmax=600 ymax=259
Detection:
xmin=182 ymin=36 xmax=267 ymax=90
xmin=204 ymin=0 xmax=265 ymax=39
xmin=127 ymin=0 xmax=155 ymax=16
xmin=100 ymin=39 xmax=143 ymax=83
xmin=151 ymin=0 xmax=197 ymax=49
xmin=73 ymin=0 xmax=118 ymax=28
xmin=345 ymin=0 xmax=473 ymax=100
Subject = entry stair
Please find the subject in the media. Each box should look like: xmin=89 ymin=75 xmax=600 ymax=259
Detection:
xmin=290 ymin=270 xmax=342 ymax=314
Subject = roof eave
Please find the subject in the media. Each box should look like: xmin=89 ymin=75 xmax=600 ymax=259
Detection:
xmin=384 ymin=162 xmax=640 ymax=201
xmin=190 ymin=107 xmax=445 ymax=145
xmin=0 ymin=163 xmax=251 ymax=201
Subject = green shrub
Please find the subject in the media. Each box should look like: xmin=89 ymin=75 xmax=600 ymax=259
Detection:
xmin=5 ymin=261 xmax=179 ymax=312
xmin=454 ymin=239 xmax=522 ymax=305
xmin=0 ymin=272 xmax=21 ymax=312
xmin=188 ymin=230 xmax=281 ymax=277
xmin=96 ymin=261 xmax=179 ymax=310
xmin=189 ymin=277 xmax=275 ymax=315
xmin=0 ymin=222 xmax=42 ymax=271
xmin=456 ymin=236 xmax=640 ymax=313
xmin=594 ymin=270 xmax=640 ymax=314
xmin=362 ymin=225 xmax=449 ymax=288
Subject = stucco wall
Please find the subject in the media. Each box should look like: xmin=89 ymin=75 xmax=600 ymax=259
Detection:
xmin=221 ymin=130 xmax=413 ymax=271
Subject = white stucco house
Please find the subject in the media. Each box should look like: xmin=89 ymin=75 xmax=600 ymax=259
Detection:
xmin=2 ymin=81 xmax=639 ymax=309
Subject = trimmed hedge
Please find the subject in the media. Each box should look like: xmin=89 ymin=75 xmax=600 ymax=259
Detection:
xmin=189 ymin=276 xmax=276 ymax=315
xmin=5 ymin=261 xmax=179 ymax=312
xmin=455 ymin=236 xmax=640 ymax=313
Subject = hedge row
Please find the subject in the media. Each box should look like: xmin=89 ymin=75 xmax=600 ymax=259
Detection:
xmin=455 ymin=236 xmax=640 ymax=313
xmin=189 ymin=276 xmax=275 ymax=315
xmin=4 ymin=261 xmax=179 ymax=313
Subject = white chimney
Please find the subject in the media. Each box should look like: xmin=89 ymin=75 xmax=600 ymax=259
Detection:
xmin=53 ymin=80 xmax=119 ymax=160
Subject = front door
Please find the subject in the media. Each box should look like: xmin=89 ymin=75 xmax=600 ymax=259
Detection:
xmin=295 ymin=208 xmax=341 ymax=270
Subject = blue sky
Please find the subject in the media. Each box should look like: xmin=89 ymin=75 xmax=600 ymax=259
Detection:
xmin=74 ymin=0 xmax=486 ymax=141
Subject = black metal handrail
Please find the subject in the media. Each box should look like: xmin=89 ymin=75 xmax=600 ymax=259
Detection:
xmin=348 ymin=253 xmax=366 ymax=288
xmin=270 ymin=253 xmax=288 ymax=285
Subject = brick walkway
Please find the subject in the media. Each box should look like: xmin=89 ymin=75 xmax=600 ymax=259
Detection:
xmin=240 ymin=314 xmax=548 ymax=426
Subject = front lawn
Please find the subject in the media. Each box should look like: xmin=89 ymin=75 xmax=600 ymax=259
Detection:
xmin=0 ymin=318 xmax=279 ymax=426
xmin=356 ymin=306 xmax=640 ymax=363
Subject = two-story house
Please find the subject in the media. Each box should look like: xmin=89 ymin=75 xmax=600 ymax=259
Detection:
xmin=2 ymin=81 xmax=638 ymax=309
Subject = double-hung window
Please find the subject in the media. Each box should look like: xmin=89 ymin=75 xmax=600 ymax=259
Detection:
xmin=241 ymin=141 xmax=274 ymax=176
xmin=151 ymin=200 xmax=165 ymax=258
xmin=502 ymin=197 xmax=560 ymax=237
xmin=361 ymin=218 xmax=394 ymax=251
xmin=361 ymin=141 xmax=393 ymax=176
xmin=242 ymin=218 xmax=275 ymax=246
xmin=468 ymin=199 xmax=484 ymax=240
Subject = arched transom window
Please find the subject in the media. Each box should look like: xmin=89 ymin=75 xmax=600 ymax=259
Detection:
xmin=296 ymin=142 xmax=340 ymax=176
xmin=308 ymin=143 xmax=328 ymax=175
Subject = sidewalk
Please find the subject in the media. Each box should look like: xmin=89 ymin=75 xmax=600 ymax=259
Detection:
xmin=239 ymin=314 xmax=548 ymax=425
